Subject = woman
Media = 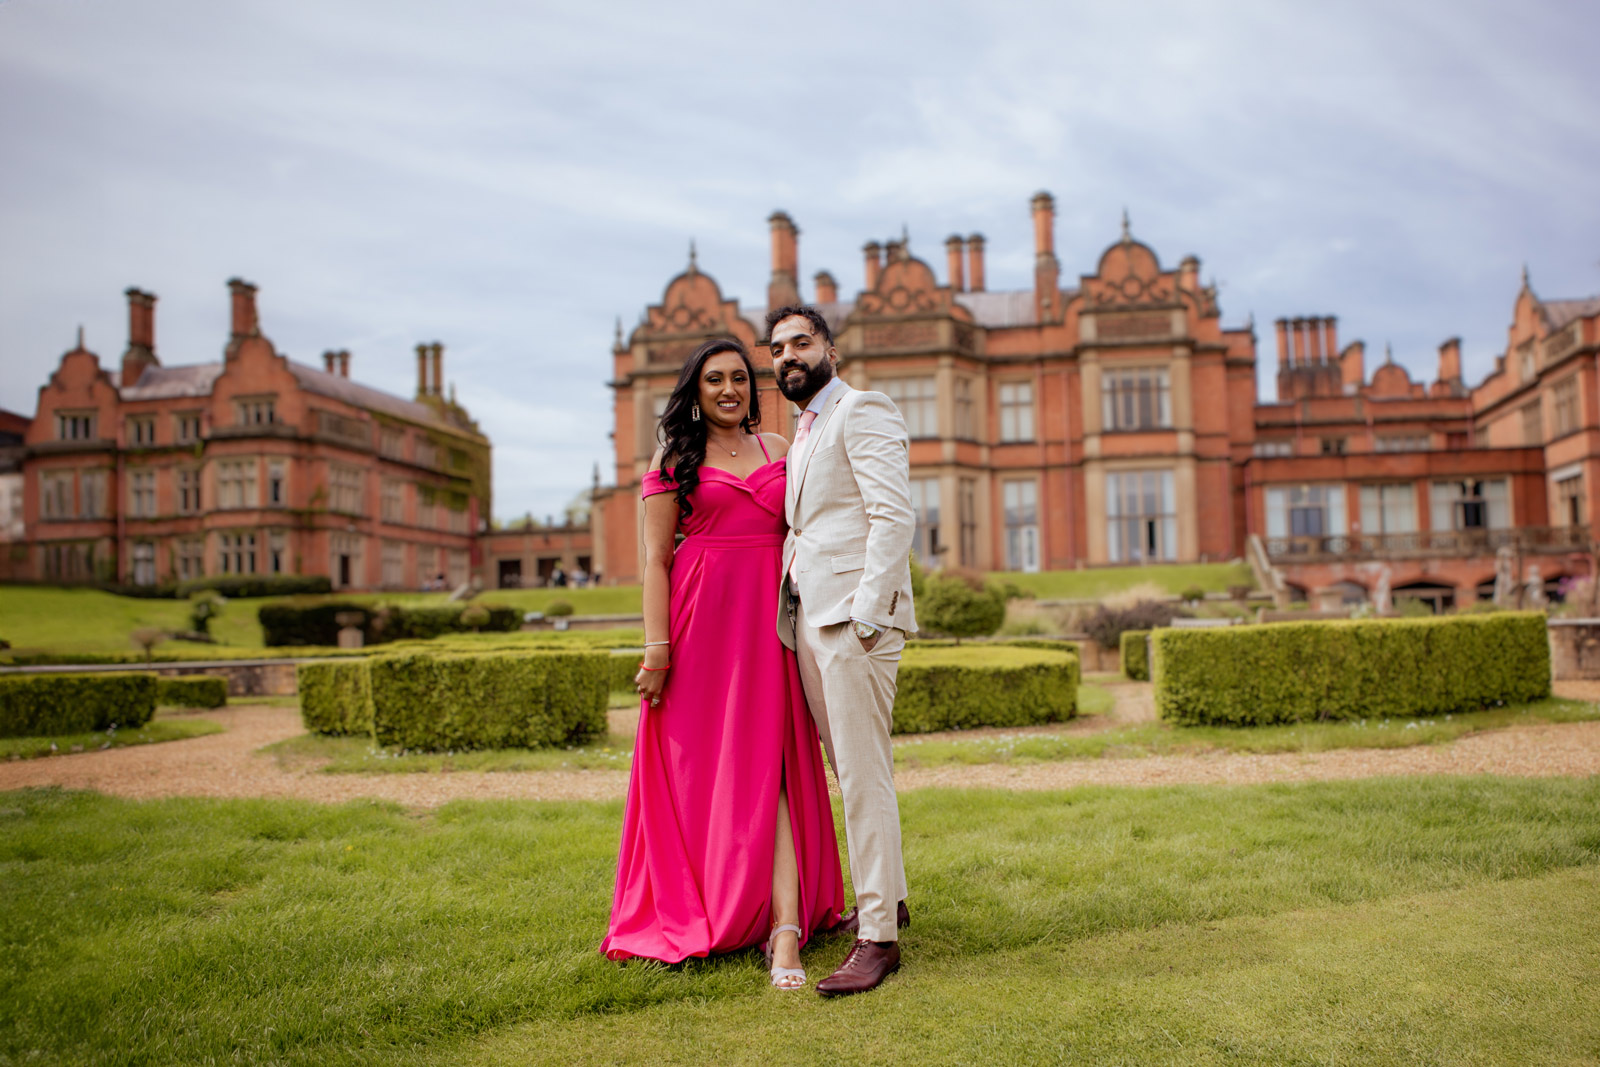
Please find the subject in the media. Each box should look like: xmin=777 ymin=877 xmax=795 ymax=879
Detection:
xmin=600 ymin=338 xmax=844 ymax=989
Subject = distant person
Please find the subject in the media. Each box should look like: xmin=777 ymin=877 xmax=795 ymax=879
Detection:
xmin=573 ymin=566 xmax=589 ymax=588
xmin=551 ymin=565 xmax=567 ymax=588
xmin=602 ymin=337 xmax=843 ymax=990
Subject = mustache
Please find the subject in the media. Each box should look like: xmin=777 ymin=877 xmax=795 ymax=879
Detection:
xmin=779 ymin=362 xmax=806 ymax=376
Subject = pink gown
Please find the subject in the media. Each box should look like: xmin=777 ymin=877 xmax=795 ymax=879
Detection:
xmin=600 ymin=448 xmax=845 ymax=963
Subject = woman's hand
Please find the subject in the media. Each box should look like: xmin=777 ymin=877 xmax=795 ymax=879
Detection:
xmin=635 ymin=644 xmax=670 ymax=706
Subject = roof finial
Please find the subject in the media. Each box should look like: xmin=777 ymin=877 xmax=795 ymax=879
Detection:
xmin=901 ymin=222 xmax=909 ymax=246
xmin=688 ymin=239 xmax=698 ymax=273
xmin=1521 ymin=262 xmax=1531 ymax=289
xmin=613 ymin=316 xmax=623 ymax=348
xmin=76 ymin=324 xmax=84 ymax=349
xmin=1120 ymin=208 xmax=1131 ymax=242
xmin=1384 ymin=341 xmax=1394 ymax=365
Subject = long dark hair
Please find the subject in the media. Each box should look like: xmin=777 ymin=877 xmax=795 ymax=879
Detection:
xmin=658 ymin=337 xmax=762 ymax=520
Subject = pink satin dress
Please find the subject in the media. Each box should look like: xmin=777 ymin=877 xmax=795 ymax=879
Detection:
xmin=601 ymin=446 xmax=845 ymax=963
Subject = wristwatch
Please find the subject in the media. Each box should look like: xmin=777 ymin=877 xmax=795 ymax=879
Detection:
xmin=853 ymin=620 xmax=880 ymax=641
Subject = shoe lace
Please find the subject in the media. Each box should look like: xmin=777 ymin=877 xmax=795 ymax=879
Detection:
xmin=841 ymin=938 xmax=871 ymax=970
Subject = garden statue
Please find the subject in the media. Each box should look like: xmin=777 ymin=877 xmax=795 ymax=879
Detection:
xmin=1373 ymin=567 xmax=1392 ymax=615
xmin=1526 ymin=564 xmax=1547 ymax=608
xmin=1494 ymin=546 xmax=1516 ymax=606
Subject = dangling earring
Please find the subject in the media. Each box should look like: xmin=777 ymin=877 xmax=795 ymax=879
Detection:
xmin=691 ymin=403 xmax=701 ymax=422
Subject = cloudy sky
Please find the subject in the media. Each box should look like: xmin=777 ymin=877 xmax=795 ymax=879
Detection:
xmin=3 ymin=0 xmax=1597 ymax=522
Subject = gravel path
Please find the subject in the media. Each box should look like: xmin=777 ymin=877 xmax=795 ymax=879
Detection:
xmin=2 ymin=686 xmax=1597 ymax=809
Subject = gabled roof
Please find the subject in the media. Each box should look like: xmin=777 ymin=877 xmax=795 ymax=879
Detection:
xmin=120 ymin=362 xmax=223 ymax=400
xmin=1543 ymin=296 xmax=1600 ymax=331
xmin=955 ymin=290 xmax=1041 ymax=329
xmin=288 ymin=360 xmax=477 ymax=435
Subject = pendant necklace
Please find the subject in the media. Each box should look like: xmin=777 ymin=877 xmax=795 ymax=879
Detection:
xmin=710 ymin=432 xmax=745 ymax=458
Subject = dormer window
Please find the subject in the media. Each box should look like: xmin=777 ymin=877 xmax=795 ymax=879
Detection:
xmin=128 ymin=417 xmax=156 ymax=446
xmin=56 ymin=411 xmax=97 ymax=441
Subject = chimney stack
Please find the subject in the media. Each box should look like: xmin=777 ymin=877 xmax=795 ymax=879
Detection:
xmin=967 ymin=233 xmax=986 ymax=292
xmin=1437 ymin=337 xmax=1462 ymax=383
xmin=1178 ymin=256 xmax=1200 ymax=293
xmin=227 ymin=278 xmax=258 ymax=338
xmin=323 ymin=350 xmax=337 ymax=373
xmin=416 ymin=343 xmax=429 ymax=397
xmin=863 ymin=240 xmax=883 ymax=291
xmin=767 ymin=211 xmax=800 ymax=308
xmin=1275 ymin=318 xmax=1290 ymax=366
xmin=1291 ymin=317 xmax=1308 ymax=365
xmin=1322 ymin=316 xmax=1338 ymax=363
xmin=1308 ymin=316 xmax=1325 ymax=363
xmin=430 ymin=342 xmax=444 ymax=397
xmin=1031 ymin=192 xmax=1059 ymax=321
xmin=814 ymin=270 xmax=838 ymax=304
xmin=946 ymin=235 xmax=966 ymax=292
xmin=338 ymin=349 xmax=350 ymax=378
xmin=120 ymin=287 xmax=159 ymax=387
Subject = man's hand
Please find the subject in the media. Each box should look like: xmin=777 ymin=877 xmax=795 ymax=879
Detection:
xmin=858 ymin=632 xmax=879 ymax=652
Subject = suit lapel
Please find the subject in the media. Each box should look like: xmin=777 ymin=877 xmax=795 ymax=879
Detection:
xmin=791 ymin=382 xmax=850 ymax=509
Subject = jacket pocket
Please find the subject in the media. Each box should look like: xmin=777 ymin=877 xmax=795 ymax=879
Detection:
xmin=830 ymin=551 xmax=866 ymax=574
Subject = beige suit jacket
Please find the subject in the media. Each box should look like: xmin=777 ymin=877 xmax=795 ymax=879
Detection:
xmin=777 ymin=381 xmax=918 ymax=650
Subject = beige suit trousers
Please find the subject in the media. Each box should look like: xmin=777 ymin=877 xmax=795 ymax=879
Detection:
xmin=793 ymin=597 xmax=908 ymax=943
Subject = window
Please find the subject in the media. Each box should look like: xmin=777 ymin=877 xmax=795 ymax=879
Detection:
xmin=234 ymin=397 xmax=276 ymax=426
xmin=128 ymin=470 xmax=156 ymax=517
xmin=1102 ymin=368 xmax=1170 ymax=431
xmin=379 ymin=426 xmax=406 ymax=459
xmin=219 ymin=532 xmax=257 ymax=574
xmin=176 ymin=539 xmax=204 ymax=580
xmin=447 ymin=504 xmax=468 ymax=534
xmin=216 ymin=459 xmax=257 ymax=509
xmin=128 ymin=417 xmax=156 ymax=446
xmin=40 ymin=472 xmax=74 ymax=520
xmin=1253 ymin=440 xmax=1292 ymax=457
xmin=1265 ymin=484 xmax=1347 ymax=540
xmin=1375 ymin=435 xmax=1429 ymax=452
xmin=1107 ymin=470 xmax=1176 ymax=562
xmin=1003 ymin=480 xmax=1040 ymax=572
xmin=56 ymin=411 xmax=97 ymax=441
xmin=954 ymin=379 xmax=976 ymax=440
xmin=268 ymin=530 xmax=286 ymax=574
xmin=879 ymin=377 xmax=938 ymax=438
xmin=316 ymin=410 xmax=371 ymax=448
xmin=1521 ymin=400 xmax=1543 ymax=445
xmin=417 ymin=488 xmax=437 ymax=530
xmin=447 ymin=548 xmax=469 ymax=588
xmin=958 ymin=478 xmax=978 ymax=568
xmin=381 ymin=541 xmax=406 ymax=587
xmin=331 ymin=532 xmax=363 ymax=588
xmin=1557 ymin=473 xmax=1584 ymax=527
xmin=1320 ymin=437 xmax=1347 ymax=455
xmin=381 ymin=479 xmax=404 ymax=523
xmin=267 ymin=460 xmax=286 ymax=507
xmin=1359 ymin=484 xmax=1417 ymax=534
xmin=175 ymin=413 xmax=202 ymax=444
xmin=1518 ymin=341 xmax=1536 ymax=381
xmin=1553 ymin=377 xmax=1580 ymax=437
xmin=330 ymin=465 xmax=363 ymax=515
xmin=909 ymin=478 xmax=941 ymax=566
xmin=131 ymin=542 xmax=156 ymax=586
xmin=415 ymin=439 xmax=440 ymax=469
xmin=177 ymin=469 xmax=202 ymax=513
xmin=43 ymin=542 xmax=94 ymax=581
xmin=651 ymin=395 xmax=670 ymax=424
xmin=1431 ymin=478 xmax=1509 ymax=531
xmin=80 ymin=470 xmax=107 ymax=519
xmin=998 ymin=382 xmax=1034 ymax=442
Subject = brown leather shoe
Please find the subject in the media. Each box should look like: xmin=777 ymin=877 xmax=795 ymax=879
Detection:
xmin=816 ymin=939 xmax=900 ymax=997
xmin=833 ymin=900 xmax=910 ymax=935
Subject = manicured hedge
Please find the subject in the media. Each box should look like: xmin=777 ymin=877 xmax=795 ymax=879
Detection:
xmin=156 ymin=675 xmax=227 ymax=708
xmin=1121 ymin=630 xmax=1150 ymax=681
xmin=380 ymin=604 xmax=521 ymax=641
xmin=260 ymin=601 xmax=520 ymax=647
xmin=891 ymin=645 xmax=1078 ymax=734
xmin=1152 ymin=612 xmax=1551 ymax=727
xmin=298 ymin=660 xmax=374 ymax=736
xmin=299 ymin=650 xmax=610 ymax=750
xmin=178 ymin=575 xmax=332 ymax=598
xmin=259 ymin=601 xmax=372 ymax=647
xmin=0 ymin=672 xmax=157 ymax=738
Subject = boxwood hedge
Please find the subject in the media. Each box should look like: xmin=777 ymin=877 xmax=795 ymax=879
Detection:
xmin=1152 ymin=611 xmax=1551 ymax=727
xmin=0 ymin=672 xmax=157 ymax=738
xmin=298 ymin=660 xmax=375 ymax=736
xmin=1121 ymin=630 xmax=1150 ymax=681
xmin=891 ymin=645 xmax=1078 ymax=734
xmin=261 ymin=601 xmax=520 ymax=647
xmin=155 ymin=675 xmax=228 ymax=708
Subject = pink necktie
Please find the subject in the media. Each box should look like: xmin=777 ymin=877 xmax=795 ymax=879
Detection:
xmin=794 ymin=409 xmax=817 ymax=452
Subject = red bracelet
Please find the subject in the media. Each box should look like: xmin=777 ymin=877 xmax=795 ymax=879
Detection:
xmin=638 ymin=663 xmax=671 ymax=671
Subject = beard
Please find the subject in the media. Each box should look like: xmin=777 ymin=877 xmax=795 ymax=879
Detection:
xmin=775 ymin=357 xmax=834 ymax=402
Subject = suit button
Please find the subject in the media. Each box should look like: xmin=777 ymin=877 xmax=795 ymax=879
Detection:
xmin=793 ymin=528 xmax=801 ymax=536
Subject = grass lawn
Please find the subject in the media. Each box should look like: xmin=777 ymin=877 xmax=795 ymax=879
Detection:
xmin=995 ymin=561 xmax=1255 ymax=600
xmin=1 ymin=779 xmax=1597 ymax=1064
xmin=0 ymin=712 xmax=225 ymax=761
xmin=0 ymin=585 xmax=269 ymax=653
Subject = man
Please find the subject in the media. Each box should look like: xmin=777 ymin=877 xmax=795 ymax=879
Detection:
xmin=769 ymin=304 xmax=917 ymax=996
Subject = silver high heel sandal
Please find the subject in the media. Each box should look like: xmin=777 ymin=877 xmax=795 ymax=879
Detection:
xmin=762 ymin=923 xmax=806 ymax=990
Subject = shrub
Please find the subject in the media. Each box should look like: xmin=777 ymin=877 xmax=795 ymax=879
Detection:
xmin=260 ymin=601 xmax=519 ymax=646
xmin=368 ymin=651 xmax=609 ymax=750
xmin=606 ymin=650 xmax=641 ymax=693
xmin=130 ymin=627 xmax=166 ymax=661
xmin=0 ymin=672 xmax=157 ymax=738
xmin=892 ymin=646 xmax=1078 ymax=734
xmin=178 ymin=575 xmax=332 ymax=599
xmin=918 ymin=569 xmax=1006 ymax=640
xmin=298 ymin=660 xmax=375 ymax=736
xmin=1121 ymin=629 xmax=1150 ymax=680
xmin=1152 ymin=612 xmax=1551 ymax=727
xmin=1084 ymin=599 xmax=1186 ymax=649
xmin=155 ymin=675 xmax=227 ymax=708
xmin=189 ymin=591 xmax=225 ymax=635
xmin=545 ymin=600 xmax=575 ymax=618
xmin=1180 ymin=585 xmax=1206 ymax=604
xmin=459 ymin=604 xmax=490 ymax=632
xmin=260 ymin=601 xmax=373 ymax=647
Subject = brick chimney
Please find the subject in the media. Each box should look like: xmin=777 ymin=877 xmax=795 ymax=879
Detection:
xmin=814 ymin=271 xmax=838 ymax=304
xmin=430 ymin=342 xmax=443 ymax=397
xmin=767 ymin=211 xmax=800 ymax=308
xmin=1308 ymin=316 xmax=1325 ymax=363
xmin=1178 ymin=256 xmax=1199 ymax=293
xmin=1291 ymin=317 xmax=1308 ymax=365
xmin=1437 ymin=337 xmax=1461 ymax=384
xmin=338 ymin=349 xmax=350 ymax=378
xmin=1032 ymin=192 xmax=1059 ymax=321
xmin=228 ymin=278 xmax=258 ymax=338
xmin=1322 ymin=316 xmax=1338 ymax=364
xmin=863 ymin=240 xmax=883 ymax=291
xmin=967 ymin=233 xmax=986 ymax=292
xmin=1275 ymin=318 xmax=1290 ymax=366
xmin=120 ymin=287 xmax=159 ymax=387
xmin=945 ymin=235 xmax=966 ymax=292
xmin=416 ymin=343 xmax=429 ymax=397
xmin=323 ymin=350 xmax=337 ymax=373
xmin=1340 ymin=340 xmax=1365 ymax=393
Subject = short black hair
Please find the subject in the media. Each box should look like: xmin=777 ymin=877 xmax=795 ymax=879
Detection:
xmin=764 ymin=304 xmax=833 ymax=347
